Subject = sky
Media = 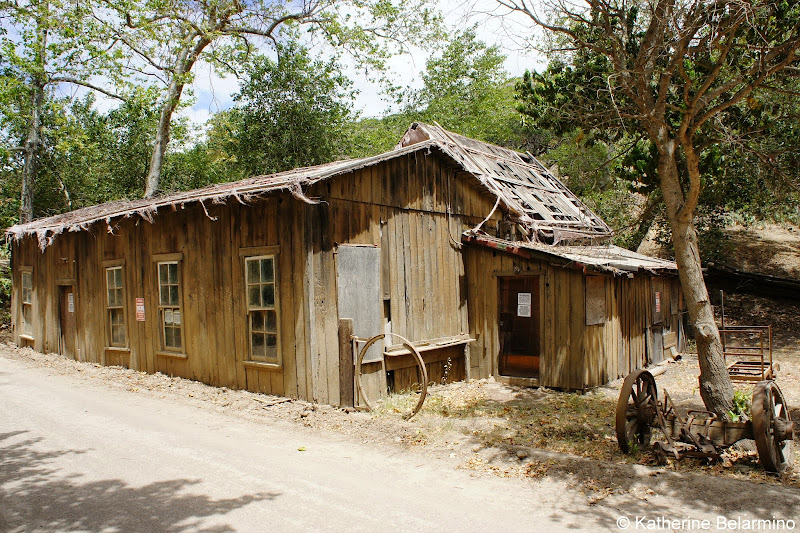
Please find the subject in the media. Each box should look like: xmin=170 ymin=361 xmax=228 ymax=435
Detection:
xmin=180 ymin=0 xmax=546 ymax=132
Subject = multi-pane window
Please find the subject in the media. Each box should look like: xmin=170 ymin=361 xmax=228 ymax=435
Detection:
xmin=245 ymin=256 xmax=278 ymax=362
xmin=21 ymin=270 xmax=32 ymax=334
xmin=158 ymin=262 xmax=182 ymax=351
xmin=105 ymin=266 xmax=126 ymax=346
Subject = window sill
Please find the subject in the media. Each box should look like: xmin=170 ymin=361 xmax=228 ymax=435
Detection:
xmin=156 ymin=350 xmax=188 ymax=360
xmin=105 ymin=346 xmax=130 ymax=353
xmin=243 ymin=361 xmax=282 ymax=371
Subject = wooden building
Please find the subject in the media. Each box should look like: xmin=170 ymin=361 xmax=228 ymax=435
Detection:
xmin=6 ymin=123 xmax=684 ymax=405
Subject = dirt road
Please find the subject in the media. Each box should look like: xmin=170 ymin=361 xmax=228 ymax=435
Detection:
xmin=1 ymin=346 xmax=799 ymax=532
xmin=0 ymin=351 xmax=600 ymax=532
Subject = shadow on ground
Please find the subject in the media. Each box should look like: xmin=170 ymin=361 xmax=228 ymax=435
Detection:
xmin=411 ymin=384 xmax=800 ymax=530
xmin=0 ymin=431 xmax=279 ymax=533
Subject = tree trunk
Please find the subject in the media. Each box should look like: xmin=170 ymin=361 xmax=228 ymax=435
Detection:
xmin=658 ymin=141 xmax=735 ymax=418
xmin=20 ymin=0 xmax=48 ymax=224
xmin=143 ymin=36 xmax=211 ymax=199
xmin=143 ymin=79 xmax=182 ymax=199
xmin=19 ymin=82 xmax=44 ymax=224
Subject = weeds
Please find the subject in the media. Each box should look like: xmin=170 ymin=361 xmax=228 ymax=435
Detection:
xmin=728 ymin=389 xmax=751 ymax=422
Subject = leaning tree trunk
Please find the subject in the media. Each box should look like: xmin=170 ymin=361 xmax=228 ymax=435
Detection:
xmin=658 ymin=142 xmax=735 ymax=418
xmin=143 ymin=37 xmax=211 ymax=199
xmin=143 ymin=80 xmax=182 ymax=199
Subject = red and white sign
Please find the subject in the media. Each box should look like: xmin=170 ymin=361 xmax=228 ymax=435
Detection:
xmin=135 ymin=297 xmax=145 ymax=321
xmin=654 ymin=292 xmax=661 ymax=313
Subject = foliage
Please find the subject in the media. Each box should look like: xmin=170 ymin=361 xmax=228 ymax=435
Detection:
xmin=502 ymin=0 xmax=800 ymax=415
xmin=0 ymin=0 xmax=127 ymax=221
xmin=728 ymin=390 xmax=752 ymax=423
xmin=407 ymin=27 xmax=529 ymax=147
xmin=518 ymin=45 xmax=800 ymax=251
xmin=346 ymin=28 xmax=535 ymax=158
xmin=0 ymin=89 xmax=192 ymax=226
xmin=96 ymin=0 xmax=443 ymax=197
xmin=222 ymin=43 xmax=357 ymax=177
xmin=345 ymin=114 xmax=415 ymax=159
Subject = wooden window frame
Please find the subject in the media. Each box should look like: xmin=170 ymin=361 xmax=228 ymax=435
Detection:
xmin=20 ymin=267 xmax=33 ymax=337
xmin=156 ymin=260 xmax=185 ymax=354
xmin=104 ymin=263 xmax=127 ymax=348
xmin=242 ymin=251 xmax=281 ymax=367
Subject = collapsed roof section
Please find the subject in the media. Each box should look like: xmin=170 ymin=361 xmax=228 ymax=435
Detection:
xmin=398 ymin=122 xmax=613 ymax=244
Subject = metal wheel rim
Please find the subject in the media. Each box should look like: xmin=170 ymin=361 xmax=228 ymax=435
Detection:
xmin=355 ymin=333 xmax=429 ymax=420
xmin=616 ymin=369 xmax=657 ymax=454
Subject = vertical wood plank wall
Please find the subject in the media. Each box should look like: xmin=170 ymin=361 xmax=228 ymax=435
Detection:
xmin=9 ymin=149 xmax=501 ymax=405
xmin=464 ymin=246 xmax=685 ymax=389
xmin=10 ymin=198 xmax=313 ymax=399
xmin=9 ymin=146 xmax=684 ymax=400
xmin=307 ymin=151 xmax=501 ymax=402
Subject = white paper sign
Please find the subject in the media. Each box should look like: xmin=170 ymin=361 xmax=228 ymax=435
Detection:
xmin=67 ymin=293 xmax=74 ymax=313
xmin=518 ymin=292 xmax=532 ymax=305
xmin=517 ymin=304 xmax=531 ymax=317
xmin=173 ymin=310 xmax=181 ymax=325
xmin=135 ymin=297 xmax=145 ymax=321
xmin=165 ymin=309 xmax=173 ymax=324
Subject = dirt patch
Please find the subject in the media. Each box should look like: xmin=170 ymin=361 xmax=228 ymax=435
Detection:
xmin=722 ymin=224 xmax=800 ymax=279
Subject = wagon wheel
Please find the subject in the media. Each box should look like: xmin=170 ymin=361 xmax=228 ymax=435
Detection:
xmin=752 ymin=380 xmax=794 ymax=473
xmin=616 ymin=369 xmax=658 ymax=454
xmin=355 ymin=333 xmax=428 ymax=421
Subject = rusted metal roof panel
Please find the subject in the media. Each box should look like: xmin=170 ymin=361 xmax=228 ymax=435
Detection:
xmin=462 ymin=232 xmax=677 ymax=275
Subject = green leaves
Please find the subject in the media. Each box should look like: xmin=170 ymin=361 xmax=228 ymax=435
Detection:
xmin=203 ymin=42 xmax=357 ymax=179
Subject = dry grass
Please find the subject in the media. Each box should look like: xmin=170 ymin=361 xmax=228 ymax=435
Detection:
xmin=375 ymin=383 xmax=621 ymax=460
xmin=374 ymin=371 xmax=800 ymax=488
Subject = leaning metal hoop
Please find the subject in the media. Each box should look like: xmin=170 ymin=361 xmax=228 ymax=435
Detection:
xmin=355 ymin=333 xmax=428 ymax=420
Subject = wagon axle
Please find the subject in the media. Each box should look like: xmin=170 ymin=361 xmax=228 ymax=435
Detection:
xmin=616 ymin=369 xmax=795 ymax=473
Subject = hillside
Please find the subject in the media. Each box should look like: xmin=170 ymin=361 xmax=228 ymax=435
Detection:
xmin=639 ymin=222 xmax=800 ymax=280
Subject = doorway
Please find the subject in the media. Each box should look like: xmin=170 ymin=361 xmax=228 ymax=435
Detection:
xmin=498 ymin=276 xmax=540 ymax=378
xmin=58 ymin=286 xmax=76 ymax=358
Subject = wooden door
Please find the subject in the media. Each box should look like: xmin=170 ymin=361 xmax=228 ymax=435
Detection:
xmin=58 ymin=286 xmax=76 ymax=358
xmin=336 ymin=245 xmax=384 ymax=405
xmin=498 ymin=276 xmax=540 ymax=378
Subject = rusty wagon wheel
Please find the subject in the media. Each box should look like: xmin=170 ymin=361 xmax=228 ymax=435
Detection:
xmin=752 ymin=380 xmax=794 ymax=473
xmin=355 ymin=333 xmax=428 ymax=421
xmin=616 ymin=369 xmax=658 ymax=454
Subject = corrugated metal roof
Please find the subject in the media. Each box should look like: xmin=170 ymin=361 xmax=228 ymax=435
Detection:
xmin=462 ymin=232 xmax=677 ymax=275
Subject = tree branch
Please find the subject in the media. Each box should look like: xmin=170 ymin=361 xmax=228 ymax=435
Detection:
xmin=49 ymin=76 xmax=127 ymax=100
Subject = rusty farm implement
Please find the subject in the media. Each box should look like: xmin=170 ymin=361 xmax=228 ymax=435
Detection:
xmin=616 ymin=369 xmax=794 ymax=473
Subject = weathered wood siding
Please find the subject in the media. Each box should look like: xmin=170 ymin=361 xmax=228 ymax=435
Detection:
xmin=306 ymin=150 xmax=501 ymax=401
xmin=10 ymin=149 xmax=503 ymax=404
xmin=9 ymin=146 xmax=681 ymax=399
xmin=11 ymin=198 xmax=315 ymax=399
xmin=464 ymin=245 xmax=685 ymax=389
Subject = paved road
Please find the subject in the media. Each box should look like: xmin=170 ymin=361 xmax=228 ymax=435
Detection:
xmin=0 ymin=354 xmax=594 ymax=533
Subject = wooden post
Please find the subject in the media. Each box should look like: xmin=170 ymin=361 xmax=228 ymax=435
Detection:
xmin=339 ymin=318 xmax=354 ymax=407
